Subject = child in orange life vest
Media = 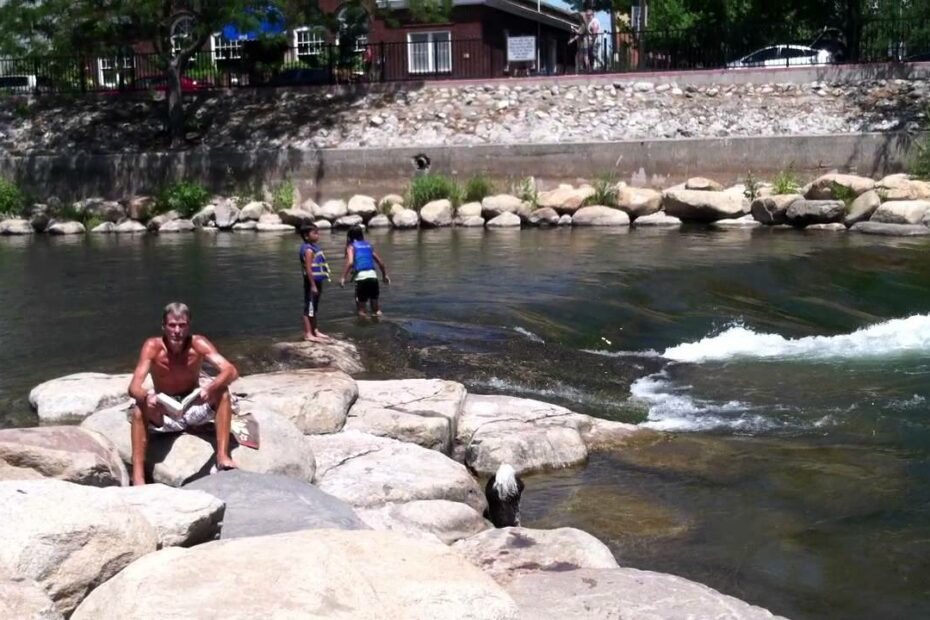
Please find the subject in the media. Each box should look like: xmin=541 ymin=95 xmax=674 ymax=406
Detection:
xmin=340 ymin=225 xmax=390 ymax=318
xmin=298 ymin=224 xmax=332 ymax=341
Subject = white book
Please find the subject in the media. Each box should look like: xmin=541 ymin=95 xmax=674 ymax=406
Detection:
xmin=155 ymin=391 xmax=201 ymax=416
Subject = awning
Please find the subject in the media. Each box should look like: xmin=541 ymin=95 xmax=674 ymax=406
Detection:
xmin=221 ymin=6 xmax=286 ymax=41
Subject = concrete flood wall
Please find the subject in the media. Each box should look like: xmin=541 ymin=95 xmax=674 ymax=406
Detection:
xmin=0 ymin=132 xmax=917 ymax=202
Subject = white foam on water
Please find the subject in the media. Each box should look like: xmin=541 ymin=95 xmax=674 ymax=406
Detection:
xmin=583 ymin=348 xmax=663 ymax=359
xmin=662 ymin=314 xmax=930 ymax=363
xmin=630 ymin=373 xmax=782 ymax=433
xmin=476 ymin=376 xmax=617 ymax=409
xmin=513 ymin=327 xmax=545 ymax=343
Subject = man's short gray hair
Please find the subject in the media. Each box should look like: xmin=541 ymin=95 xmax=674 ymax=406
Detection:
xmin=162 ymin=302 xmax=191 ymax=323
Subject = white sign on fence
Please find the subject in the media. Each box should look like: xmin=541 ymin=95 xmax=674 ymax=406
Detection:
xmin=507 ymin=36 xmax=537 ymax=63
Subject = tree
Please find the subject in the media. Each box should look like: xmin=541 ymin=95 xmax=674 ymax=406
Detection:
xmin=0 ymin=0 xmax=324 ymax=147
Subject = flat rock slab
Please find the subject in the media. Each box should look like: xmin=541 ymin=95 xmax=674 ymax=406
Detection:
xmin=345 ymin=379 xmax=467 ymax=453
xmin=307 ymin=430 xmax=486 ymax=512
xmin=453 ymin=527 xmax=618 ymax=585
xmin=0 ymin=575 xmax=63 ymax=620
xmin=850 ymin=222 xmax=930 ymax=236
xmin=185 ymin=470 xmax=367 ymax=538
xmin=0 ymin=426 xmax=127 ymax=487
xmin=72 ymin=530 xmax=520 ymax=620
xmin=358 ymin=500 xmax=489 ymax=545
xmin=506 ymin=568 xmax=785 ymax=620
xmin=662 ymin=189 xmax=747 ymax=222
xmin=232 ymin=369 xmax=357 ymax=434
xmin=268 ymin=338 xmax=365 ymax=375
xmin=105 ymin=484 xmax=224 ymax=548
xmin=81 ymin=404 xmax=316 ymax=486
xmin=571 ymin=206 xmax=631 ymax=226
xmin=633 ymin=212 xmax=681 ymax=226
xmin=0 ymin=479 xmax=157 ymax=616
xmin=29 ymin=372 xmax=150 ymax=423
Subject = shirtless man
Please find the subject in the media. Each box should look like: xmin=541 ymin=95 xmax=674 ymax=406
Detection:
xmin=127 ymin=302 xmax=239 ymax=486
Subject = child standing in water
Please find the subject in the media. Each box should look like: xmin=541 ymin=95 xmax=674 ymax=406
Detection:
xmin=298 ymin=224 xmax=332 ymax=342
xmin=340 ymin=225 xmax=390 ymax=318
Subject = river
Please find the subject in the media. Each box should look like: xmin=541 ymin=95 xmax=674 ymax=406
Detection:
xmin=2 ymin=227 xmax=929 ymax=619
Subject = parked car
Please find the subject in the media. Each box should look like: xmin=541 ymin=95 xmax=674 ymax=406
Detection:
xmin=265 ymin=68 xmax=331 ymax=87
xmin=104 ymin=75 xmax=205 ymax=94
xmin=727 ymin=45 xmax=833 ymax=69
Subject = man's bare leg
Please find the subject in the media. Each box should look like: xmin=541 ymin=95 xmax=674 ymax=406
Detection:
xmin=356 ymin=299 xmax=369 ymax=319
xmin=130 ymin=403 xmax=162 ymax=486
xmin=371 ymin=299 xmax=382 ymax=318
xmin=213 ymin=390 xmax=238 ymax=471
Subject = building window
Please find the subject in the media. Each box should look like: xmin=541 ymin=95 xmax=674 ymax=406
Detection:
xmin=211 ymin=34 xmax=243 ymax=61
xmin=407 ymin=31 xmax=451 ymax=74
xmin=98 ymin=55 xmax=134 ymax=87
xmin=171 ymin=15 xmax=194 ymax=57
xmin=294 ymin=27 xmax=326 ymax=58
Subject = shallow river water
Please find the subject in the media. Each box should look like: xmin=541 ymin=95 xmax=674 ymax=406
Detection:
xmin=2 ymin=227 xmax=930 ymax=619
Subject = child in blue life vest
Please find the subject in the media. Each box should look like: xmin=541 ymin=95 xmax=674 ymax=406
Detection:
xmin=298 ymin=223 xmax=332 ymax=342
xmin=340 ymin=225 xmax=390 ymax=318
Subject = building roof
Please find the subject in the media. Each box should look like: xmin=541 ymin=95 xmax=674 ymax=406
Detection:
xmin=377 ymin=0 xmax=579 ymax=31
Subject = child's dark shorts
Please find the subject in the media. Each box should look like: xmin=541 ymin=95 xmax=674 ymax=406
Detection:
xmin=303 ymin=279 xmax=324 ymax=317
xmin=355 ymin=278 xmax=380 ymax=303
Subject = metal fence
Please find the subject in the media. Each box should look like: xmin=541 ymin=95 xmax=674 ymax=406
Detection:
xmin=0 ymin=18 xmax=928 ymax=95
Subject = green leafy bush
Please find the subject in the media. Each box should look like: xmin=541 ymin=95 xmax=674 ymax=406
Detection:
xmin=586 ymin=174 xmax=619 ymax=207
xmin=743 ymin=171 xmax=761 ymax=201
xmin=909 ymin=139 xmax=930 ymax=180
xmin=463 ymin=174 xmax=494 ymax=203
xmin=511 ymin=177 xmax=537 ymax=206
xmin=271 ymin=180 xmax=295 ymax=212
xmin=772 ymin=170 xmax=800 ymax=195
xmin=0 ymin=178 xmax=25 ymax=217
xmin=84 ymin=215 xmax=104 ymax=230
xmin=407 ymin=174 xmax=462 ymax=211
xmin=830 ymin=181 xmax=857 ymax=206
xmin=157 ymin=181 xmax=210 ymax=219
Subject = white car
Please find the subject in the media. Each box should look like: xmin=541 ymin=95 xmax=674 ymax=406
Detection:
xmin=727 ymin=45 xmax=833 ymax=69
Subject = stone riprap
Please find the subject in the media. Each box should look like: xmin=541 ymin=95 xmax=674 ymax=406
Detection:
xmin=2 ymin=79 xmax=924 ymax=153
xmin=0 ymin=426 xmax=128 ymax=487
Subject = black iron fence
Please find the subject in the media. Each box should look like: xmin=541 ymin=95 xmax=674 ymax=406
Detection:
xmin=0 ymin=18 xmax=928 ymax=95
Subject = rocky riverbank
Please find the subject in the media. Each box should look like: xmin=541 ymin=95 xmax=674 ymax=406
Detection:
xmin=4 ymin=170 xmax=930 ymax=238
xmin=0 ymin=78 xmax=925 ymax=153
xmin=1 ymin=337 xmax=784 ymax=618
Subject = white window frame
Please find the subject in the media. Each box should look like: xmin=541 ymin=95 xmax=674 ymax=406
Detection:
xmin=97 ymin=55 xmax=134 ymax=87
xmin=210 ymin=33 xmax=243 ymax=62
xmin=294 ymin=26 xmax=326 ymax=59
xmin=171 ymin=16 xmax=195 ymax=57
xmin=407 ymin=31 xmax=452 ymax=74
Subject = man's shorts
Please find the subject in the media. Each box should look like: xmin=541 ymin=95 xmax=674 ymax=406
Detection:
xmin=150 ymin=401 xmax=216 ymax=433
xmin=355 ymin=278 xmax=380 ymax=303
xmin=303 ymin=279 xmax=324 ymax=318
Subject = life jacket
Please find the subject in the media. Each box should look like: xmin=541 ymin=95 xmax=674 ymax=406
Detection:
xmin=351 ymin=240 xmax=375 ymax=271
xmin=299 ymin=242 xmax=330 ymax=282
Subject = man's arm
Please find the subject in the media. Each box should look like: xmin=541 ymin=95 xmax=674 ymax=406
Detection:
xmin=303 ymin=247 xmax=318 ymax=293
xmin=128 ymin=340 xmax=156 ymax=406
xmin=340 ymin=245 xmax=355 ymax=287
xmin=193 ymin=336 xmax=239 ymax=400
xmin=373 ymin=251 xmax=390 ymax=284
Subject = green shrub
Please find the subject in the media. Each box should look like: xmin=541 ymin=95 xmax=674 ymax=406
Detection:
xmin=830 ymin=181 xmax=857 ymax=206
xmin=743 ymin=170 xmax=761 ymax=201
xmin=271 ymin=180 xmax=295 ymax=212
xmin=772 ymin=170 xmax=800 ymax=195
xmin=463 ymin=174 xmax=494 ymax=203
xmin=512 ymin=176 xmax=537 ymax=206
xmin=0 ymin=178 xmax=25 ymax=217
xmin=407 ymin=174 xmax=461 ymax=211
xmin=909 ymin=139 xmax=930 ymax=180
xmin=157 ymin=181 xmax=210 ymax=219
xmin=586 ymin=174 xmax=619 ymax=207
xmin=84 ymin=215 xmax=104 ymax=230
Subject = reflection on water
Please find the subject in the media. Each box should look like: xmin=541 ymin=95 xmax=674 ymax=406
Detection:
xmin=3 ymin=227 xmax=930 ymax=619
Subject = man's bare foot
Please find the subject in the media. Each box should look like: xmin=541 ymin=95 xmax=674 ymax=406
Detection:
xmin=374 ymin=310 xmax=383 ymax=317
xmin=315 ymin=330 xmax=335 ymax=342
xmin=216 ymin=456 xmax=238 ymax=472
xmin=357 ymin=311 xmax=369 ymax=319
xmin=304 ymin=333 xmax=324 ymax=343
xmin=131 ymin=476 xmax=146 ymax=486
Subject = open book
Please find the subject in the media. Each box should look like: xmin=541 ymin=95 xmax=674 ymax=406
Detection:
xmin=156 ymin=391 xmax=201 ymax=417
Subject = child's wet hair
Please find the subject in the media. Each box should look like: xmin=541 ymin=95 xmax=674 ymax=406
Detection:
xmin=347 ymin=225 xmax=365 ymax=242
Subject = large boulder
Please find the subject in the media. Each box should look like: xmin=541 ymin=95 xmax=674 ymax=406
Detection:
xmin=616 ymin=187 xmax=662 ymax=218
xmin=106 ymin=484 xmax=224 ymax=548
xmin=231 ymin=369 xmax=357 ymax=435
xmin=72 ymin=530 xmax=520 ymax=620
xmin=506 ymin=568 xmax=785 ymax=620
xmin=190 ymin=206 xmax=215 ymax=227
xmin=571 ymin=206 xmax=630 ymax=226
xmin=318 ymin=199 xmax=348 ymax=221
xmin=527 ymin=207 xmax=560 ymax=226
xmin=29 ymin=372 xmax=146 ymax=423
xmin=75 ymin=199 xmax=125 ymax=223
xmin=805 ymin=173 xmax=875 ymax=199
xmin=453 ymin=527 xmax=618 ymax=585
xmin=379 ymin=194 xmax=404 ymax=210
xmin=850 ymin=221 xmax=930 ymax=236
xmin=785 ymin=199 xmax=846 ymax=228
xmin=344 ymin=379 xmax=466 ymax=453
xmin=348 ymin=195 xmax=378 ymax=220
xmin=486 ymin=212 xmax=521 ymax=228
xmin=0 ymin=218 xmax=34 ymax=235
xmin=157 ymin=219 xmax=195 ymax=233
xmin=685 ymin=176 xmax=724 ymax=191
xmin=392 ymin=208 xmax=420 ymax=229
xmin=81 ymin=405 xmax=316 ymax=486
xmin=238 ymin=201 xmax=270 ymax=221
xmin=125 ymin=196 xmax=155 ymax=221
xmin=213 ymin=201 xmax=240 ymax=230
xmin=457 ymin=394 xmax=638 ymax=475
xmin=47 ymin=221 xmax=85 ymax=235
xmin=457 ymin=202 xmax=482 ymax=218
xmin=420 ymin=199 xmax=454 ymax=228
xmin=90 ymin=222 xmax=116 ymax=233
xmin=0 ymin=426 xmax=127 ymax=487
xmin=536 ymin=185 xmax=595 ymax=214
xmin=358 ymin=500 xmax=488 ymax=545
xmin=633 ymin=212 xmax=681 ymax=227
xmin=0 ymin=479 xmax=157 ymax=616
xmin=481 ymin=194 xmax=525 ymax=219
xmin=876 ymin=174 xmax=930 ymax=201
xmin=844 ymin=190 xmax=882 ymax=227
xmin=662 ymin=189 xmax=747 ymax=222
xmin=145 ymin=210 xmax=177 ymax=232
xmin=232 ymin=221 xmax=257 ymax=231
xmin=255 ymin=222 xmax=294 ymax=233
xmin=367 ymin=214 xmax=391 ymax=228
xmin=0 ymin=573 xmax=62 ymax=620
xmin=277 ymin=208 xmax=314 ymax=228
xmin=308 ymin=430 xmax=485 ymax=512
xmin=712 ymin=214 xmax=761 ymax=228
xmin=750 ymin=194 xmax=802 ymax=225
xmin=334 ymin=214 xmax=364 ymax=229
xmin=870 ymin=200 xmax=930 ymax=225
xmin=459 ymin=215 xmax=486 ymax=227
xmin=185 ymin=470 xmax=366 ymax=538
xmin=267 ymin=339 xmax=364 ymax=375
xmin=115 ymin=220 xmax=146 ymax=234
